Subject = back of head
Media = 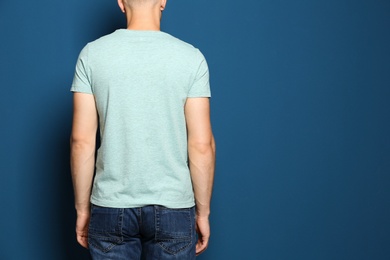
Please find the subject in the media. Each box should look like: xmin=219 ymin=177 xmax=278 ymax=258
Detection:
xmin=119 ymin=0 xmax=165 ymax=29
xmin=123 ymin=0 xmax=160 ymax=8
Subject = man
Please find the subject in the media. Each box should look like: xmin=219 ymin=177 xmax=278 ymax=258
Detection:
xmin=70 ymin=0 xmax=215 ymax=259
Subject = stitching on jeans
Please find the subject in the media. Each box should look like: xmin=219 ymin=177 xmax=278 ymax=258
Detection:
xmin=88 ymin=207 xmax=124 ymax=253
xmin=119 ymin=208 xmax=124 ymax=243
xmin=138 ymin=207 xmax=142 ymax=226
xmin=154 ymin=205 xmax=159 ymax=241
xmin=155 ymin=206 xmax=194 ymax=255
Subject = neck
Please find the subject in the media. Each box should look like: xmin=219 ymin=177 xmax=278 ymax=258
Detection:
xmin=125 ymin=9 xmax=161 ymax=31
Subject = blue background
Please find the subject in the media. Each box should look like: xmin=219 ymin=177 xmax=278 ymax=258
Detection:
xmin=0 ymin=0 xmax=389 ymax=259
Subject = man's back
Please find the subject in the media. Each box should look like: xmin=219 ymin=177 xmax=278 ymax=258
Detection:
xmin=71 ymin=29 xmax=210 ymax=208
xmin=70 ymin=0 xmax=215 ymax=258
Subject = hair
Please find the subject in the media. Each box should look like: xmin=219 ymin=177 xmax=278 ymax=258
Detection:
xmin=123 ymin=0 xmax=159 ymax=8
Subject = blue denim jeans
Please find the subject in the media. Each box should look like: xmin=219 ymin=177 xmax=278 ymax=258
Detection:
xmin=88 ymin=204 xmax=196 ymax=260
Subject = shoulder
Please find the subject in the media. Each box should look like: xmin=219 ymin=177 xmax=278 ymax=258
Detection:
xmin=162 ymin=33 xmax=194 ymax=48
xmin=84 ymin=31 xmax=119 ymax=51
xmin=162 ymin=33 xmax=206 ymax=62
xmin=76 ymin=31 xmax=125 ymax=63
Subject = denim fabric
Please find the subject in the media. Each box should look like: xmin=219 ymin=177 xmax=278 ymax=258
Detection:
xmin=88 ymin=205 xmax=196 ymax=260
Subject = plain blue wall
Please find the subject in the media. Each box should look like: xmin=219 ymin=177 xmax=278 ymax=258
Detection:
xmin=0 ymin=1 xmax=389 ymax=259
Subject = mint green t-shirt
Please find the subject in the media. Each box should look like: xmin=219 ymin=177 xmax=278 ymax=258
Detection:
xmin=71 ymin=29 xmax=210 ymax=208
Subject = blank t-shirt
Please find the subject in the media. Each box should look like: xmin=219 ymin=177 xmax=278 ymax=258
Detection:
xmin=71 ymin=29 xmax=210 ymax=208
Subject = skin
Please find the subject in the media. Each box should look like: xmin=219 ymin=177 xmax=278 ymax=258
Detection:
xmin=71 ymin=0 xmax=215 ymax=255
xmin=185 ymin=98 xmax=216 ymax=255
xmin=71 ymin=93 xmax=97 ymax=248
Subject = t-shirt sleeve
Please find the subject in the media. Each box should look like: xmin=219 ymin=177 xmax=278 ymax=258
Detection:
xmin=187 ymin=49 xmax=211 ymax=98
xmin=70 ymin=45 xmax=93 ymax=94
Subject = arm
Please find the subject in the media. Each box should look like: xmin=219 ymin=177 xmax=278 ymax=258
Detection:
xmin=185 ymin=97 xmax=216 ymax=255
xmin=70 ymin=92 xmax=98 ymax=248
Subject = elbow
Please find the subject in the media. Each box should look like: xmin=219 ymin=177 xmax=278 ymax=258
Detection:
xmin=188 ymin=136 xmax=216 ymax=155
xmin=211 ymin=135 xmax=216 ymax=153
xmin=70 ymin=134 xmax=96 ymax=150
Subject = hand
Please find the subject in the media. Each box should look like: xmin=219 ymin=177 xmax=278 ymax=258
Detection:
xmin=195 ymin=216 xmax=210 ymax=255
xmin=76 ymin=212 xmax=90 ymax=249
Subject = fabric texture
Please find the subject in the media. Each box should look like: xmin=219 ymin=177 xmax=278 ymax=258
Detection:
xmin=71 ymin=29 xmax=211 ymax=208
xmin=88 ymin=204 xmax=196 ymax=259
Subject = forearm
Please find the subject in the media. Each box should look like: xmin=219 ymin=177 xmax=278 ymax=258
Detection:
xmin=189 ymin=136 xmax=216 ymax=218
xmin=70 ymin=139 xmax=96 ymax=215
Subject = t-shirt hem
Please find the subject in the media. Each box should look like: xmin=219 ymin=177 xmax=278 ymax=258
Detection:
xmin=70 ymin=86 xmax=93 ymax=94
xmin=187 ymin=93 xmax=211 ymax=98
xmin=90 ymin=197 xmax=195 ymax=209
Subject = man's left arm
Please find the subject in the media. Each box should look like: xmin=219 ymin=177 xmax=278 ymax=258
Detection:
xmin=70 ymin=92 xmax=98 ymax=248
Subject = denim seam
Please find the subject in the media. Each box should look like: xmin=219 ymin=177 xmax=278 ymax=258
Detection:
xmin=138 ymin=207 xmax=142 ymax=227
xmin=119 ymin=208 xmax=124 ymax=243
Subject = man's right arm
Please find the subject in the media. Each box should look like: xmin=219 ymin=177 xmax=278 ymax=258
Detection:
xmin=185 ymin=97 xmax=216 ymax=255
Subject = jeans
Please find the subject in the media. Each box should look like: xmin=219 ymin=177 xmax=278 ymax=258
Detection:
xmin=88 ymin=204 xmax=196 ymax=260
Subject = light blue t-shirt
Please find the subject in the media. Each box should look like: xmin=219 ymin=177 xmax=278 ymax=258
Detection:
xmin=71 ymin=29 xmax=210 ymax=208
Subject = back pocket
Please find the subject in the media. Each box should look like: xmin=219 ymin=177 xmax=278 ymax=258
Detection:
xmin=155 ymin=206 xmax=195 ymax=255
xmin=88 ymin=205 xmax=124 ymax=253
